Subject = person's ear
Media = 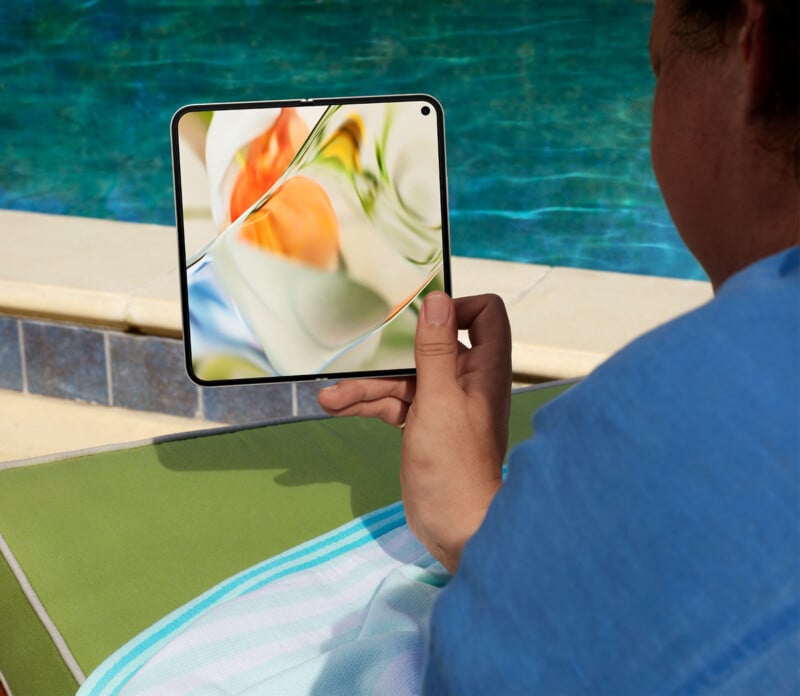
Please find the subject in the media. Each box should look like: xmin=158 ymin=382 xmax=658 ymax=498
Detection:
xmin=738 ymin=0 xmax=774 ymax=115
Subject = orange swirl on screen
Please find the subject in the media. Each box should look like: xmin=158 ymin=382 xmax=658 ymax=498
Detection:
xmin=238 ymin=176 xmax=340 ymax=270
xmin=229 ymin=107 xmax=309 ymax=223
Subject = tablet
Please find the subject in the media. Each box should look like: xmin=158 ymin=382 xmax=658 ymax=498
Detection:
xmin=171 ymin=94 xmax=451 ymax=386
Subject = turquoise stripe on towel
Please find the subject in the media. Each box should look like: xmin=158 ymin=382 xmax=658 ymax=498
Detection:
xmin=80 ymin=502 xmax=445 ymax=696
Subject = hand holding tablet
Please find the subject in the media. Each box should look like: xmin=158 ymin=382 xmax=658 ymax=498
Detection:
xmin=171 ymin=95 xmax=451 ymax=385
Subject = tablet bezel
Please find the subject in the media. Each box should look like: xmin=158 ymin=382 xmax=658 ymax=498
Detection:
xmin=170 ymin=93 xmax=451 ymax=386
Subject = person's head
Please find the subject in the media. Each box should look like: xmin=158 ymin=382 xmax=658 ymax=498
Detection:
xmin=649 ymin=0 xmax=799 ymax=289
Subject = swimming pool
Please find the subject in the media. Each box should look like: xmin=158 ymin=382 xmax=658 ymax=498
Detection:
xmin=0 ymin=0 xmax=705 ymax=280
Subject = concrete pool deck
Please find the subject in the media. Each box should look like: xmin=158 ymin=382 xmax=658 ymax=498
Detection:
xmin=0 ymin=388 xmax=222 ymax=463
xmin=0 ymin=209 xmax=713 ymax=461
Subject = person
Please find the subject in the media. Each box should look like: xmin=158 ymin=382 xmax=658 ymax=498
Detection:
xmin=319 ymin=0 xmax=800 ymax=692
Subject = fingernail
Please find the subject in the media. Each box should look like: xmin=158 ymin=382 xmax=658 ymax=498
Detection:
xmin=320 ymin=383 xmax=339 ymax=391
xmin=423 ymin=292 xmax=450 ymax=326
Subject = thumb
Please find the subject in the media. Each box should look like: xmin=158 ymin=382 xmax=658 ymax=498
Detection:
xmin=414 ymin=291 xmax=459 ymax=400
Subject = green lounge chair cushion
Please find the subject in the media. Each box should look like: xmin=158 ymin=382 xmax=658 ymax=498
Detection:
xmin=0 ymin=382 xmax=572 ymax=695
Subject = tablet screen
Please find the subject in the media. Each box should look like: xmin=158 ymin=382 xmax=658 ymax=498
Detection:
xmin=172 ymin=95 xmax=450 ymax=385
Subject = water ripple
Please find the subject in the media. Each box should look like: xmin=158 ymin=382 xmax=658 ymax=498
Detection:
xmin=0 ymin=0 xmax=702 ymax=279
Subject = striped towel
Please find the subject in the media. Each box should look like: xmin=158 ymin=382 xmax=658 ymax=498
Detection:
xmin=79 ymin=502 xmax=448 ymax=696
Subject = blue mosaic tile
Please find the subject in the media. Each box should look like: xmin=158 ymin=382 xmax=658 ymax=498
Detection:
xmin=109 ymin=334 xmax=198 ymax=418
xmin=296 ymin=379 xmax=332 ymax=418
xmin=201 ymin=382 xmax=293 ymax=425
xmin=0 ymin=317 xmax=23 ymax=391
xmin=24 ymin=321 xmax=108 ymax=404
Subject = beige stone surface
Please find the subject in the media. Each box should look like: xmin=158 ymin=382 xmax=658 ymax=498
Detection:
xmin=0 ymin=209 xmax=182 ymax=334
xmin=0 ymin=210 xmax=714 ymax=380
xmin=451 ymin=257 xmax=712 ymax=378
xmin=510 ymin=266 xmax=712 ymax=377
xmin=0 ymin=389 xmax=222 ymax=464
xmin=1 ymin=210 xmax=173 ymax=290
xmin=451 ymin=256 xmax=551 ymax=302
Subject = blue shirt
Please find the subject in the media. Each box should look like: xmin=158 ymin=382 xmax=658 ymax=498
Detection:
xmin=424 ymin=247 xmax=800 ymax=694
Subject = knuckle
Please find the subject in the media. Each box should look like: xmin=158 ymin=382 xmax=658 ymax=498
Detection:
xmin=378 ymin=399 xmax=407 ymax=427
xmin=348 ymin=381 xmax=368 ymax=401
xmin=416 ymin=340 xmax=456 ymax=358
xmin=378 ymin=402 xmax=396 ymax=422
xmin=486 ymin=292 xmax=506 ymax=308
xmin=481 ymin=292 xmax=508 ymax=315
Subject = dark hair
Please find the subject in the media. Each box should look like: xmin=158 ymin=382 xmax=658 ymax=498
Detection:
xmin=674 ymin=0 xmax=799 ymax=126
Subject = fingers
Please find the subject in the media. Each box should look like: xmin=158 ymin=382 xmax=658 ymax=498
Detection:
xmin=317 ymin=293 xmax=511 ymax=424
xmin=414 ymin=292 xmax=460 ymax=401
xmin=321 ymin=395 xmax=410 ymax=426
xmin=453 ymin=294 xmax=512 ymax=381
xmin=453 ymin=294 xmax=511 ymax=348
xmin=317 ymin=377 xmax=415 ymax=426
xmin=319 ymin=377 xmax=415 ymax=409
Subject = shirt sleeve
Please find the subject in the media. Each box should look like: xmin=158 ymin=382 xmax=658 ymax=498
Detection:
xmin=423 ymin=249 xmax=800 ymax=695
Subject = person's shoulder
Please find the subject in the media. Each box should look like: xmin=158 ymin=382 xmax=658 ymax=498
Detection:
xmin=473 ymin=248 xmax=800 ymax=696
xmin=591 ymin=245 xmax=798 ymax=389
xmin=529 ymin=246 xmax=799 ymax=459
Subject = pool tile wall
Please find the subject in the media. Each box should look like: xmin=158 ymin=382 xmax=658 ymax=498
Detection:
xmin=201 ymin=380 xmax=295 ymax=424
xmin=24 ymin=321 xmax=109 ymax=404
xmin=0 ymin=315 xmax=329 ymax=425
xmin=108 ymin=333 xmax=198 ymax=417
xmin=0 ymin=317 xmax=23 ymax=391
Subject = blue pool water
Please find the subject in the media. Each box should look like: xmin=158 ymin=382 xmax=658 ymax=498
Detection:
xmin=0 ymin=1 xmax=705 ymax=280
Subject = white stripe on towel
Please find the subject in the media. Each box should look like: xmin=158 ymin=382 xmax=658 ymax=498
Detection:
xmin=79 ymin=502 xmax=443 ymax=696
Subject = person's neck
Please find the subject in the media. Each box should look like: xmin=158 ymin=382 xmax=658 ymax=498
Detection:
xmin=706 ymin=151 xmax=799 ymax=291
